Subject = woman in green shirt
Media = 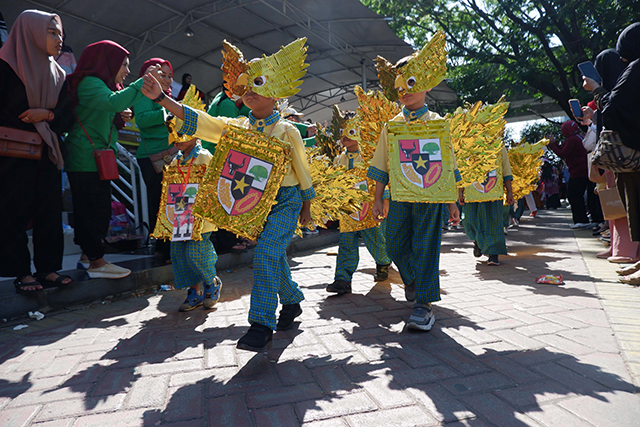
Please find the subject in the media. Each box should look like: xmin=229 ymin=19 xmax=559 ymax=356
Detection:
xmin=65 ymin=40 xmax=148 ymax=279
xmin=133 ymin=58 xmax=174 ymax=263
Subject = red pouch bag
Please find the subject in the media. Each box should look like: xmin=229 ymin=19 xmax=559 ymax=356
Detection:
xmin=93 ymin=149 xmax=119 ymax=180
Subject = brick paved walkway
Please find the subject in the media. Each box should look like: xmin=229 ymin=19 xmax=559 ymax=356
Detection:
xmin=1 ymin=209 xmax=639 ymax=426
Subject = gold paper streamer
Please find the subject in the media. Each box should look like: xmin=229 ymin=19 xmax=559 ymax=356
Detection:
xmin=222 ymin=38 xmax=309 ymax=99
xmin=387 ymin=120 xmax=458 ymax=203
xmin=508 ymin=138 xmax=549 ymax=201
xmin=354 ymin=86 xmax=401 ymax=164
xmin=192 ymin=125 xmax=292 ymax=240
xmin=449 ymin=97 xmax=509 ymax=188
xmin=375 ymin=30 xmax=447 ymax=102
xmin=166 ymin=85 xmax=207 ymax=145
xmin=153 ymin=164 xmax=209 ymax=241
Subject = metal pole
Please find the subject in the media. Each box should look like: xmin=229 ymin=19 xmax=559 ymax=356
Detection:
xmin=361 ymin=58 xmax=367 ymax=91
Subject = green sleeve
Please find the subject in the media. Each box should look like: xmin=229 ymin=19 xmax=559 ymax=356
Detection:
xmin=78 ymin=76 xmax=145 ymax=113
xmin=132 ymin=96 xmax=164 ymax=128
xmin=216 ymin=99 xmax=240 ymax=118
xmin=303 ymin=136 xmax=316 ymax=147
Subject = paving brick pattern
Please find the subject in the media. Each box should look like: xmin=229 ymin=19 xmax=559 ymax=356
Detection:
xmin=1 ymin=209 xmax=639 ymax=426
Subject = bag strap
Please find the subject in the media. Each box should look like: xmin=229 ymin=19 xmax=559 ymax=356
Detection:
xmin=73 ymin=111 xmax=113 ymax=150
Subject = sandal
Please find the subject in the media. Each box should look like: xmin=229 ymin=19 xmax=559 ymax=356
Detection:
xmin=14 ymin=276 xmax=43 ymax=294
xmin=36 ymin=272 xmax=74 ymax=288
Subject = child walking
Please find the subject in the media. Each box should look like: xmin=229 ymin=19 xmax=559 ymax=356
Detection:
xmin=327 ymin=111 xmax=391 ymax=295
xmin=141 ymin=39 xmax=315 ymax=351
xmin=368 ymin=33 xmax=460 ymax=331
xmin=169 ymin=136 xmax=222 ymax=312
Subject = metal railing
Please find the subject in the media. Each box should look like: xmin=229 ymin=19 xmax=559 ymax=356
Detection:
xmin=112 ymin=142 xmax=149 ymax=238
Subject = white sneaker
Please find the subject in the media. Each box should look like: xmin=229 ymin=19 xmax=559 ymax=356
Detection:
xmin=407 ymin=303 xmax=435 ymax=331
xmin=87 ymin=263 xmax=131 ymax=279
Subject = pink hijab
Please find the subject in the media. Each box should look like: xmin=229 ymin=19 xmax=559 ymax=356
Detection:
xmin=0 ymin=9 xmax=66 ymax=169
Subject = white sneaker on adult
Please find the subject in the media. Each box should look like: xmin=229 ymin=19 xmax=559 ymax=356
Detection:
xmin=87 ymin=263 xmax=131 ymax=279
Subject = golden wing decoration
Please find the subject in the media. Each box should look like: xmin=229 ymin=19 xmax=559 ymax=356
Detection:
xmin=375 ymin=55 xmax=400 ymax=102
xmin=166 ymin=85 xmax=207 ymax=145
xmin=298 ymin=152 xmax=372 ymax=236
xmin=247 ymin=38 xmax=309 ymax=99
xmin=449 ymin=97 xmax=509 ymax=188
xmin=354 ymin=86 xmax=401 ymax=163
xmin=313 ymin=121 xmax=343 ymax=160
xmin=222 ymin=40 xmax=248 ymax=99
xmin=508 ymin=138 xmax=549 ymax=201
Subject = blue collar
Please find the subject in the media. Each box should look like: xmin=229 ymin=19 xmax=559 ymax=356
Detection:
xmin=402 ymin=105 xmax=429 ymax=122
xmin=177 ymin=141 xmax=201 ymax=164
xmin=249 ymin=110 xmax=280 ymax=131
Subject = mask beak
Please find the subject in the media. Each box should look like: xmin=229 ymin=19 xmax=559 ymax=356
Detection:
xmin=394 ymin=74 xmax=408 ymax=91
xmin=236 ymin=73 xmax=249 ymax=87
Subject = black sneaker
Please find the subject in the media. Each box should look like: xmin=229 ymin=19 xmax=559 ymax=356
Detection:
xmin=237 ymin=323 xmax=273 ymax=352
xmin=326 ymin=279 xmax=352 ymax=295
xmin=375 ymin=263 xmax=390 ymax=281
xmin=276 ymin=303 xmax=303 ymax=331
xmin=487 ymin=255 xmax=500 ymax=266
xmin=473 ymin=241 xmax=482 ymax=258
xmin=404 ymin=279 xmax=416 ymax=302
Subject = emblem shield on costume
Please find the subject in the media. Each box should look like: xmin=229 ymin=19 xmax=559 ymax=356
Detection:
xmin=387 ymin=120 xmax=457 ymax=203
xmin=465 ymin=162 xmax=504 ymax=203
xmin=472 ymin=169 xmax=497 ymax=193
xmin=398 ymin=138 xmax=442 ymax=189
xmin=217 ymin=149 xmax=273 ymax=216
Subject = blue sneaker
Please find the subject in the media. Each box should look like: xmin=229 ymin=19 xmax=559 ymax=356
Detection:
xmin=179 ymin=288 xmax=204 ymax=312
xmin=203 ymin=276 xmax=222 ymax=309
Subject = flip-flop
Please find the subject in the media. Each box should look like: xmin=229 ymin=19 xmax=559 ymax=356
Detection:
xmin=37 ymin=273 xmax=75 ymax=288
xmin=14 ymin=276 xmax=43 ymax=294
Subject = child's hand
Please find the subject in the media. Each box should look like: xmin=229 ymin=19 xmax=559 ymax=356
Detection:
xmin=372 ymin=199 xmax=385 ymax=222
xmin=382 ymin=199 xmax=390 ymax=218
xmin=447 ymin=202 xmax=460 ymax=226
xmin=299 ymin=200 xmax=311 ymax=226
xmin=142 ymin=73 xmax=162 ymax=100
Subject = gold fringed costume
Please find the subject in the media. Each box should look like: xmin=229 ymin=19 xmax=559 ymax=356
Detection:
xmin=508 ymin=138 xmax=549 ymax=201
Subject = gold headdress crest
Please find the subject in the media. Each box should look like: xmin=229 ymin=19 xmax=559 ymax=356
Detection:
xmin=222 ymin=38 xmax=309 ymax=99
xmin=166 ymin=85 xmax=207 ymax=144
xmin=375 ymin=30 xmax=447 ymax=102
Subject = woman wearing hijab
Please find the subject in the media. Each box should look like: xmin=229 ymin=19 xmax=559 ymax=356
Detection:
xmin=585 ymin=48 xmax=639 ymax=263
xmin=584 ymin=23 xmax=640 ymax=283
xmin=176 ymin=73 xmax=204 ymax=102
xmin=0 ymin=10 xmax=73 ymax=293
xmin=132 ymin=58 xmax=174 ymax=263
xmin=65 ymin=40 xmax=150 ymax=279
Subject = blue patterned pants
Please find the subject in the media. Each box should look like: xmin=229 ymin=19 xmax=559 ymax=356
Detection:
xmin=170 ymin=232 xmax=218 ymax=289
xmin=335 ymin=226 xmax=390 ymax=282
xmin=249 ymin=186 xmax=305 ymax=330
xmin=385 ymin=201 xmax=443 ymax=304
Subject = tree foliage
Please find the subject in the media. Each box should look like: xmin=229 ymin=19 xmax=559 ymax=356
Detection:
xmin=362 ymin=0 xmax=636 ymax=117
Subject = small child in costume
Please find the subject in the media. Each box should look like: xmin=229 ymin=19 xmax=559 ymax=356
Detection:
xmin=169 ymin=136 xmax=223 ymax=312
xmin=368 ymin=32 xmax=460 ymax=331
xmin=326 ymin=110 xmax=391 ymax=295
xmin=141 ymin=39 xmax=315 ymax=352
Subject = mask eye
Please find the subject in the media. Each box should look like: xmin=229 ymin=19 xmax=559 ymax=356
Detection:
xmin=348 ymin=129 xmax=357 ymax=136
xmin=253 ymin=76 xmax=267 ymax=87
xmin=406 ymin=76 xmax=417 ymax=88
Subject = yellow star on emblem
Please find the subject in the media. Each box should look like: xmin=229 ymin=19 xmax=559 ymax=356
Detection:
xmin=175 ymin=198 xmax=187 ymax=211
xmin=414 ymin=155 xmax=428 ymax=170
xmin=234 ymin=176 xmax=249 ymax=194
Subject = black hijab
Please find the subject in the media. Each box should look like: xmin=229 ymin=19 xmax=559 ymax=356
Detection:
xmin=594 ymin=49 xmax=624 ymax=92
xmin=616 ymin=22 xmax=640 ymax=62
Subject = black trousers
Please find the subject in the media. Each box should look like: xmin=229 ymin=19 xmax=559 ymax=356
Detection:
xmin=567 ymin=177 xmax=590 ymax=224
xmin=67 ymin=172 xmax=112 ymax=261
xmin=138 ymin=157 xmax=170 ymax=258
xmin=0 ymin=147 xmax=63 ymax=278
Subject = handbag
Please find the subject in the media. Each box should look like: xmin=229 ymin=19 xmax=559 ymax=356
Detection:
xmin=591 ymin=130 xmax=640 ymax=173
xmin=598 ymin=187 xmax=627 ymax=220
xmin=0 ymin=126 xmax=43 ymax=160
xmin=148 ymin=145 xmax=178 ymax=174
xmin=74 ymin=112 xmax=119 ymax=180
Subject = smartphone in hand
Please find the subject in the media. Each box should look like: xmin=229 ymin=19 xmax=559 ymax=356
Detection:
xmin=569 ymin=99 xmax=582 ymax=119
xmin=577 ymin=61 xmax=602 ymax=84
